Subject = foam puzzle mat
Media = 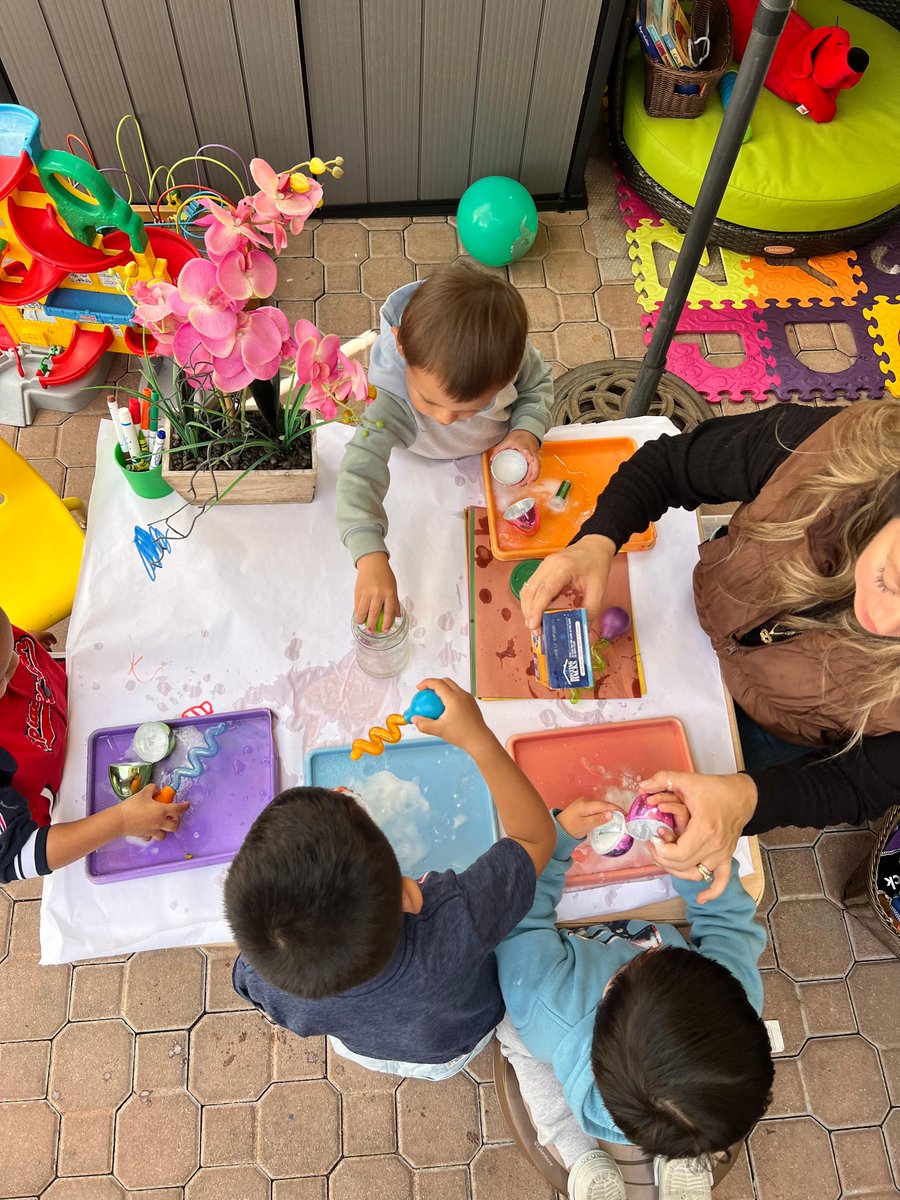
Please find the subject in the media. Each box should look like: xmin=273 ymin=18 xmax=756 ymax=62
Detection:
xmin=615 ymin=169 xmax=900 ymax=403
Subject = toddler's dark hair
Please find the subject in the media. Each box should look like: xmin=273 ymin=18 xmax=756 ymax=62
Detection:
xmin=399 ymin=260 xmax=527 ymax=402
xmin=592 ymin=946 xmax=774 ymax=1157
xmin=224 ymin=787 xmax=403 ymax=999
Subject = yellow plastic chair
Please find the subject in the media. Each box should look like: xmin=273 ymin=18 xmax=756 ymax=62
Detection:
xmin=0 ymin=438 xmax=85 ymax=630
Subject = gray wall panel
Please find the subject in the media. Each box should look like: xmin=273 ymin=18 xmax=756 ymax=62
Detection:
xmin=418 ymin=0 xmax=482 ymax=200
xmin=105 ymin=0 xmax=200 ymax=199
xmin=0 ymin=0 xmax=86 ymax=155
xmin=299 ymin=0 xmax=367 ymax=204
xmin=37 ymin=0 xmax=133 ymax=181
xmin=232 ymin=0 xmax=310 ymax=170
xmin=469 ymin=0 xmax=543 ymax=182
xmin=360 ymin=0 xmax=421 ymax=203
xmin=169 ymin=0 xmax=256 ymax=192
xmin=520 ymin=0 xmax=603 ymax=194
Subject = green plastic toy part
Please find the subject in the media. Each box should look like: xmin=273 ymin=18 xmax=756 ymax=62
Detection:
xmin=36 ymin=149 xmax=147 ymax=252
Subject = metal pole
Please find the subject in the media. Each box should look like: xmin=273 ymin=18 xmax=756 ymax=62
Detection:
xmin=626 ymin=0 xmax=794 ymax=417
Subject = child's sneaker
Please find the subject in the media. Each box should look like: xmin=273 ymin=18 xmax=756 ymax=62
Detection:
xmin=654 ymin=1154 xmax=713 ymax=1200
xmin=566 ymin=1149 xmax=627 ymax=1200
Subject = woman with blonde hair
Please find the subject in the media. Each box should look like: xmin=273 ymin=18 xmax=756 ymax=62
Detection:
xmin=521 ymin=401 xmax=900 ymax=902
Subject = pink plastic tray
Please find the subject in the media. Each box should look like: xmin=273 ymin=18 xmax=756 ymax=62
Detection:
xmin=507 ymin=718 xmax=694 ymax=889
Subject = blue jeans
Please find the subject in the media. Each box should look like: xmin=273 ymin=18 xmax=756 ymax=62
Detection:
xmin=735 ymin=705 xmax=810 ymax=772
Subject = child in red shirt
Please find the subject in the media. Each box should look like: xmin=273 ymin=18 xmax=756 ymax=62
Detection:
xmin=0 ymin=607 xmax=187 ymax=882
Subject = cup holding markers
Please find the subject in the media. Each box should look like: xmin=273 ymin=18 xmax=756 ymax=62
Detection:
xmin=110 ymin=396 xmax=173 ymax=499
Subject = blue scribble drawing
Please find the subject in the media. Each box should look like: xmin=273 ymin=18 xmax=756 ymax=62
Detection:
xmin=170 ymin=722 xmax=228 ymax=790
xmin=134 ymin=524 xmax=172 ymax=581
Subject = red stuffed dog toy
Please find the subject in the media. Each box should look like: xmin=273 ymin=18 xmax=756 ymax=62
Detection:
xmin=726 ymin=0 xmax=869 ymax=122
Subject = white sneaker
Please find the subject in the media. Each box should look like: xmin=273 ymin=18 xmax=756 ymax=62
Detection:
xmin=567 ymin=1149 xmax=627 ymax=1200
xmin=654 ymin=1155 xmax=713 ymax=1200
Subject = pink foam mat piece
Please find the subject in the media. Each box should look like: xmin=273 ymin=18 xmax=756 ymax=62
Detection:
xmin=614 ymin=167 xmax=664 ymax=231
xmin=641 ymin=301 xmax=779 ymax=404
xmin=755 ymin=301 xmax=885 ymax=401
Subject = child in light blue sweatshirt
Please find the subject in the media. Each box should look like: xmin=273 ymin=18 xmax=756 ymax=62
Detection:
xmin=496 ymin=797 xmax=774 ymax=1200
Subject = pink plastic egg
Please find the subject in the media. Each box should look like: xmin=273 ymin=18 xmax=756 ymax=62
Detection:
xmin=599 ymin=606 xmax=631 ymax=641
xmin=625 ymin=792 xmax=675 ymax=841
xmin=588 ymin=810 xmax=634 ymax=857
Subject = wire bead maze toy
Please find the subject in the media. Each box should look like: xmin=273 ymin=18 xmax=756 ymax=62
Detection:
xmin=350 ymin=690 xmax=445 ymax=761
xmin=156 ymin=721 xmax=228 ymax=802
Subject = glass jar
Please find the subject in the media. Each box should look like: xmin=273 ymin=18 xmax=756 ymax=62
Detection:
xmin=352 ymin=609 xmax=411 ymax=678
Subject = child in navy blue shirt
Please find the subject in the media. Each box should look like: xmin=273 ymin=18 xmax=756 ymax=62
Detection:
xmin=227 ymin=678 xmax=555 ymax=1078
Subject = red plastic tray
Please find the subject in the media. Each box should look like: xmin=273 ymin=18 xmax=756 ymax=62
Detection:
xmin=507 ymin=718 xmax=694 ymax=890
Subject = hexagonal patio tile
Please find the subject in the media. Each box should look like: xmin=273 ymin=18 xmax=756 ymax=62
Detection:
xmin=0 ymin=900 xmax=71 ymax=1041
xmin=554 ymin=322 xmax=613 ymax=368
xmin=272 ymin=1027 xmax=326 ymax=1080
xmin=884 ymin=1108 xmax=900 ymax=1189
xmin=521 ymin=289 xmax=562 ymax=333
xmin=799 ymin=1035 xmax=888 ymax=1128
xmin=256 ymin=1079 xmax=341 ymax=1178
xmin=404 ymin=223 xmax=458 ymax=264
xmin=766 ymin=1058 xmax=807 ymax=1119
xmin=0 ymin=887 xmax=10 ymax=958
xmin=43 ymin=1178 xmax=125 ymax=1200
xmin=798 ymin=979 xmax=856 ymax=1037
xmin=49 ymin=1019 xmax=133 ymax=1113
xmin=464 ymin=1039 xmax=494 ymax=1083
xmin=330 ymin=1154 xmax=413 ymax=1200
xmin=748 ymin=1117 xmax=839 ymax=1200
xmin=57 ymin=415 xmax=104 ymax=468
xmin=316 ymin=293 xmax=374 ymax=340
xmin=123 ymin=947 xmax=205 ymax=1032
xmin=847 ymin=959 xmax=900 ymax=1048
xmin=470 ymin=1142 xmax=555 ymax=1200
xmin=414 ymin=1166 xmax=470 ymax=1200
xmin=315 ymin=222 xmax=369 ymax=264
xmin=201 ymin=1101 xmax=257 ymax=1166
xmin=397 ymin=1072 xmax=480 ymax=1167
xmin=0 ymin=1099 xmax=59 ymax=1198
xmin=185 ymin=1165 xmax=271 ymax=1200
xmin=768 ymin=898 xmax=854 ymax=981
xmin=761 ymin=969 xmax=806 ymax=1055
xmin=114 ymin=1090 xmax=200 ymax=1189
xmin=327 ymin=1042 xmax=401 ymax=1092
xmin=273 ymin=1179 xmax=327 ymax=1200
xmin=768 ymin=848 xmax=822 ymax=899
xmin=831 ymin=1126 xmax=896 ymax=1195
xmin=0 ymin=1038 xmax=50 ymax=1099
xmin=188 ymin=1010 xmax=273 ymax=1103
xmin=543 ymin=251 xmax=599 ymax=295
xmin=134 ymin=1031 xmax=189 ymax=1092
xmin=277 ymin=258 xmax=325 ymax=301
xmin=813 ymin=829 xmax=873 ymax=904
xmin=343 ymin=1090 xmax=396 ymax=1156
xmin=202 ymin=943 xmax=251 ymax=1012
xmin=57 ymin=1108 xmax=115 ymax=1176
xmin=361 ymin=256 xmax=416 ymax=302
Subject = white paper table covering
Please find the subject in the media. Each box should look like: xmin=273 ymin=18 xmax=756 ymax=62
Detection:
xmin=41 ymin=416 xmax=749 ymax=963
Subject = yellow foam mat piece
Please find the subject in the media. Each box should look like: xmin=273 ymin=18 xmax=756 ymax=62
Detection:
xmin=863 ymin=297 xmax=900 ymax=396
xmin=627 ymin=219 xmax=757 ymax=314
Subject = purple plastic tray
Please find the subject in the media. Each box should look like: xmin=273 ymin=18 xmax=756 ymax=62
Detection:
xmin=86 ymin=708 xmax=276 ymax=884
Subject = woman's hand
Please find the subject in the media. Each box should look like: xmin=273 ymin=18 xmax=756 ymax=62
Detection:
xmin=641 ymin=770 xmax=758 ymax=903
xmin=519 ymin=535 xmax=617 ymax=631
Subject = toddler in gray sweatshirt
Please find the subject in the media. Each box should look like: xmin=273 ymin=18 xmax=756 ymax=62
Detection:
xmin=336 ymin=261 xmax=553 ymax=631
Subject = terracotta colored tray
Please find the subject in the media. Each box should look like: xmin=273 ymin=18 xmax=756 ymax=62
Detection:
xmin=507 ymin=718 xmax=694 ymax=890
xmin=482 ymin=437 xmax=656 ymax=562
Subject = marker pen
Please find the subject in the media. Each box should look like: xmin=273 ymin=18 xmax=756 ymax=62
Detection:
xmin=149 ymin=403 xmax=159 ymax=435
xmin=149 ymin=428 xmax=166 ymax=469
xmin=107 ymin=395 xmax=131 ymax=459
xmin=118 ymin=407 xmax=143 ymax=463
xmin=140 ymin=398 xmax=150 ymax=432
xmin=128 ymin=396 xmax=141 ymax=427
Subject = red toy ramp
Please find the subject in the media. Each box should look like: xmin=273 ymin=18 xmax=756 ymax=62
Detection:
xmin=38 ymin=324 xmax=113 ymax=388
xmin=0 ymin=151 xmax=34 ymax=201
xmin=7 ymin=197 xmax=133 ymax=273
xmin=0 ymin=255 xmax=68 ymax=305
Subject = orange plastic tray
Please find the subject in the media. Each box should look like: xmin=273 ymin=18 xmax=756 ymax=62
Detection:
xmin=482 ymin=436 xmax=656 ymax=561
xmin=507 ymin=718 xmax=694 ymax=890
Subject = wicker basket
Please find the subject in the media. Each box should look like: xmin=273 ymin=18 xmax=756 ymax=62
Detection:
xmin=843 ymin=805 xmax=900 ymax=959
xmin=642 ymin=0 xmax=732 ymax=118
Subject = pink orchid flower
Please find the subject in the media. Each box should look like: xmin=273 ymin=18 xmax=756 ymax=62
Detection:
xmin=131 ymin=280 xmax=186 ymax=353
xmin=250 ymin=158 xmax=323 ymax=227
xmin=196 ymin=197 xmax=271 ymax=262
xmin=215 ymin=247 xmax=278 ymax=301
xmin=176 ymin=259 xmax=239 ymax=342
xmin=293 ymin=319 xmax=340 ymax=389
xmin=302 ymin=380 xmax=339 ymax=421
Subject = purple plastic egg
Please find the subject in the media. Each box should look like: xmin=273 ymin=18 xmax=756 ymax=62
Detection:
xmin=599 ymin=606 xmax=631 ymax=641
xmin=588 ymin=810 xmax=634 ymax=857
xmin=625 ymin=791 xmax=675 ymax=841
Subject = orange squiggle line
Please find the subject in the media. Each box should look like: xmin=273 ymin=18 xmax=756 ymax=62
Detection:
xmin=350 ymin=714 xmax=407 ymax=761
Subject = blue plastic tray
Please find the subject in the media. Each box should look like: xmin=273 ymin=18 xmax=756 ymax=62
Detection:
xmin=305 ymin=740 xmax=499 ymax=877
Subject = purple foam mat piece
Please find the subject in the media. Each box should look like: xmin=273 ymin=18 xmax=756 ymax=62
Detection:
xmin=755 ymin=302 xmax=886 ymax=401
xmin=854 ymin=224 xmax=900 ymax=302
xmin=86 ymin=708 xmax=276 ymax=884
xmin=641 ymin=301 xmax=778 ymax=404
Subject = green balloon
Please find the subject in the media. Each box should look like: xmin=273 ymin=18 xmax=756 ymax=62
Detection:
xmin=456 ymin=176 xmax=538 ymax=267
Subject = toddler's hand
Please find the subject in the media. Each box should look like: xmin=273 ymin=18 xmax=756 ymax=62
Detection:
xmin=34 ymin=630 xmax=58 ymax=651
xmin=409 ymin=677 xmax=491 ymax=754
xmin=119 ymin=785 xmax=189 ymax=842
xmin=355 ymin=552 xmax=400 ymax=633
xmin=558 ymin=796 xmax=621 ymax=840
xmin=491 ymin=430 xmax=541 ymax=486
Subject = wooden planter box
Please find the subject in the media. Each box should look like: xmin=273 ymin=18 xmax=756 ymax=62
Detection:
xmin=160 ymin=417 xmax=317 ymax=505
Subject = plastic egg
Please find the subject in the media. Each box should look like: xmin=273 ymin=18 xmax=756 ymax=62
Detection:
xmin=491 ymin=448 xmax=529 ymax=485
xmin=588 ymin=810 xmax=634 ymax=857
xmin=625 ymin=792 xmax=675 ymax=841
